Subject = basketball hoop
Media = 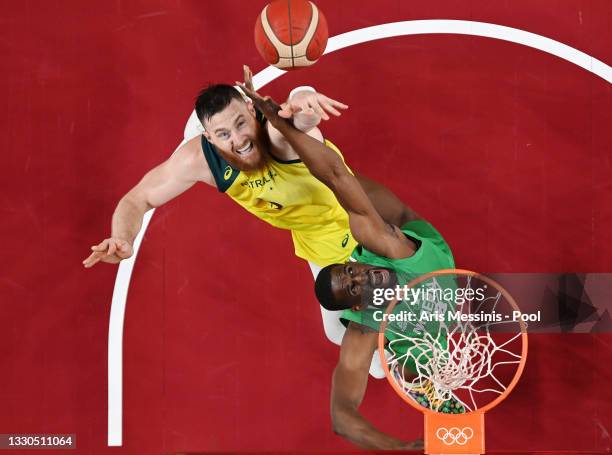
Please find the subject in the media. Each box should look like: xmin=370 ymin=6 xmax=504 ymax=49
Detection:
xmin=377 ymin=269 xmax=528 ymax=454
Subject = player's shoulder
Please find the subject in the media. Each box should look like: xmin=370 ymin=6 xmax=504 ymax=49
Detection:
xmin=171 ymin=136 xmax=201 ymax=166
xmin=266 ymin=120 xmax=324 ymax=161
xmin=171 ymin=135 xmax=214 ymax=186
xmin=181 ymin=134 xmax=204 ymax=152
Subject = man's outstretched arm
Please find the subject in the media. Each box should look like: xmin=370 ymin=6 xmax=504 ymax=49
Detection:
xmin=82 ymin=137 xmax=212 ymax=268
xmin=330 ymin=323 xmax=423 ymax=450
xmin=237 ymin=83 xmax=414 ymax=259
xmin=355 ymin=173 xmax=421 ymax=228
xmin=240 ymin=65 xmax=347 ymax=160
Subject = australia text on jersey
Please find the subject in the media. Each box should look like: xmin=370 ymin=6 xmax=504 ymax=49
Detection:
xmin=240 ymin=170 xmax=278 ymax=189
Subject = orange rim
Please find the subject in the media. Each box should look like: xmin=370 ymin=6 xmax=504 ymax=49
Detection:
xmin=377 ymin=268 xmax=528 ymax=416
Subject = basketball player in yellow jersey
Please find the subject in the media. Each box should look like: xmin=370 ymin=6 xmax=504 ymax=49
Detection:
xmin=82 ymin=66 xmax=391 ymax=375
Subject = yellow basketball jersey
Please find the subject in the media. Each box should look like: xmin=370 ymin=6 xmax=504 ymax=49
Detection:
xmin=202 ymin=134 xmax=357 ymax=267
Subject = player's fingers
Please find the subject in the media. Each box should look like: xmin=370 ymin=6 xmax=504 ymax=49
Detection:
xmin=243 ymin=65 xmax=254 ymax=90
xmin=236 ymin=82 xmax=260 ymax=101
xmin=236 ymin=81 xmax=248 ymax=94
xmin=281 ymin=103 xmax=302 ymax=116
xmin=82 ymin=252 xmax=96 ymax=264
xmin=323 ymin=96 xmax=349 ymax=110
xmin=320 ymin=100 xmax=342 ymax=117
xmin=91 ymin=238 xmax=109 ymax=252
xmin=116 ymin=240 xmax=128 ymax=252
xmin=277 ymin=102 xmax=291 ymax=118
xmin=236 ymin=81 xmax=250 ymax=94
xmin=310 ymin=101 xmax=328 ymax=120
xmin=83 ymin=252 xmax=102 ymax=268
xmin=107 ymin=240 xmax=117 ymax=256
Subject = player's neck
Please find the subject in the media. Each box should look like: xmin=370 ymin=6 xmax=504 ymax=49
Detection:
xmin=269 ymin=141 xmax=299 ymax=162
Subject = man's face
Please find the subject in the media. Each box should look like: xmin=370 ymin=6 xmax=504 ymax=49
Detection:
xmin=203 ymin=99 xmax=269 ymax=172
xmin=329 ymin=262 xmax=397 ymax=310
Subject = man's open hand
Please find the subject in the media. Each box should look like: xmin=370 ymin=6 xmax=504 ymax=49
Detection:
xmin=82 ymin=238 xmax=133 ymax=268
xmin=280 ymin=89 xmax=348 ymax=121
xmin=238 ymin=64 xmax=348 ymax=126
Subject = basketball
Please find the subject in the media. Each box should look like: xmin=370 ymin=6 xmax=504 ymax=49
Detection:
xmin=254 ymin=0 xmax=328 ymax=70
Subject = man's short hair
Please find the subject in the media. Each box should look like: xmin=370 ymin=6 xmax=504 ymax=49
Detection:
xmin=315 ymin=264 xmax=352 ymax=311
xmin=195 ymin=84 xmax=245 ymax=126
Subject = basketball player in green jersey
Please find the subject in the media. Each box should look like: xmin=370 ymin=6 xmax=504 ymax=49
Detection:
xmin=237 ymin=83 xmax=457 ymax=449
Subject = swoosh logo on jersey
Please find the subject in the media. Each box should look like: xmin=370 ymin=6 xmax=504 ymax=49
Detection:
xmin=223 ymin=166 xmax=232 ymax=180
xmin=342 ymin=234 xmax=350 ymax=247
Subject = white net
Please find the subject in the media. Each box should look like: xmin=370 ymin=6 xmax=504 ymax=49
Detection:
xmin=383 ymin=273 xmax=526 ymax=413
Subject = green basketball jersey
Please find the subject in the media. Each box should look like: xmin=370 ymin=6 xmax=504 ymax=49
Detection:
xmin=341 ymin=220 xmax=456 ymax=373
xmin=341 ymin=219 xmax=455 ymax=329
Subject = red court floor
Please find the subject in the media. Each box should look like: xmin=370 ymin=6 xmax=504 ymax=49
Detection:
xmin=1 ymin=1 xmax=611 ymax=454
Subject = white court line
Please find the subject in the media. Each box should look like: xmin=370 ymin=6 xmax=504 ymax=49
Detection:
xmin=107 ymin=208 xmax=154 ymax=446
xmin=108 ymin=19 xmax=612 ymax=446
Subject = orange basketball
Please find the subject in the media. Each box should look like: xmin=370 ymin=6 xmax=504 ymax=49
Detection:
xmin=254 ymin=0 xmax=328 ymax=70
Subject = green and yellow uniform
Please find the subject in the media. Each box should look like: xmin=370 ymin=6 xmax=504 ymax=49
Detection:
xmin=201 ymin=113 xmax=357 ymax=267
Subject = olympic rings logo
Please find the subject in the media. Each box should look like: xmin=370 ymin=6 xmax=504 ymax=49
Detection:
xmin=436 ymin=427 xmax=474 ymax=445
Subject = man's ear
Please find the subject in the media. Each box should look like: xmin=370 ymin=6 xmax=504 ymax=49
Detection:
xmin=200 ymin=118 xmax=212 ymax=141
xmin=246 ymin=100 xmax=256 ymax=116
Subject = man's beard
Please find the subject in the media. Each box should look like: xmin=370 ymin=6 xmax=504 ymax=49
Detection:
xmin=221 ymin=144 xmax=268 ymax=172
xmin=218 ymin=126 xmax=271 ymax=172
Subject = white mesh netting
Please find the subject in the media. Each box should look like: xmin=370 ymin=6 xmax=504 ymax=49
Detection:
xmin=383 ymin=273 xmax=526 ymax=413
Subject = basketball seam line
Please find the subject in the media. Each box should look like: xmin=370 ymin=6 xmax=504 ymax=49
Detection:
xmin=288 ymin=0 xmax=295 ymax=67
